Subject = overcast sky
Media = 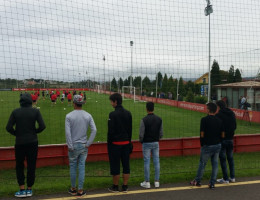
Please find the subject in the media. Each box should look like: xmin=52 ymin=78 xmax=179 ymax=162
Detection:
xmin=0 ymin=0 xmax=259 ymax=82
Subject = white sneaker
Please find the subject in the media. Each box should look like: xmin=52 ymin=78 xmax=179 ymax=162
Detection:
xmin=140 ymin=181 xmax=151 ymax=189
xmin=154 ymin=181 xmax=160 ymax=188
xmin=229 ymin=178 xmax=236 ymax=183
xmin=217 ymin=178 xmax=229 ymax=184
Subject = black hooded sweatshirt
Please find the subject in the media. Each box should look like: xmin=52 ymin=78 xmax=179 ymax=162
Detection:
xmin=216 ymin=108 xmax=236 ymax=140
xmin=6 ymin=93 xmax=46 ymax=145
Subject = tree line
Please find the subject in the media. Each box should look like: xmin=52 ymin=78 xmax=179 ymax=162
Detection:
xmin=110 ymin=60 xmax=243 ymax=103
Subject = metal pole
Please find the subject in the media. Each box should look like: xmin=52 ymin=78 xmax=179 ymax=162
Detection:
xmin=176 ymin=79 xmax=179 ymax=101
xmin=140 ymin=76 xmax=142 ymax=96
xmin=110 ymin=75 xmax=111 ymax=92
xmin=208 ymin=14 xmax=211 ymax=103
xmin=176 ymin=61 xmax=180 ymax=100
xmin=103 ymin=55 xmax=106 ymax=91
xmin=130 ymin=41 xmax=133 ymax=93
xmin=156 ymin=70 xmax=158 ymax=98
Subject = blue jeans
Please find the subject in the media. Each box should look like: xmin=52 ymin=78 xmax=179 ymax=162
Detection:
xmin=195 ymin=144 xmax=221 ymax=185
xmin=219 ymin=140 xmax=235 ymax=180
xmin=142 ymin=142 xmax=160 ymax=182
xmin=68 ymin=143 xmax=88 ymax=190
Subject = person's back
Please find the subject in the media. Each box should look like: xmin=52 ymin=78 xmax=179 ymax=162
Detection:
xmin=216 ymin=100 xmax=236 ymax=184
xmin=107 ymin=93 xmax=132 ymax=193
xmin=200 ymin=115 xmax=223 ymax=146
xmin=6 ymin=93 xmax=45 ymax=197
xmin=142 ymin=114 xmax=162 ymax=143
xmin=108 ymin=105 xmax=132 ymax=143
xmin=66 ymin=110 xmax=96 ymax=146
xmin=139 ymin=102 xmax=163 ymax=189
xmin=65 ymin=95 xmax=96 ymax=196
xmin=6 ymin=94 xmax=45 ymax=145
xmin=216 ymin=107 xmax=236 ymax=140
xmin=191 ymin=102 xmax=224 ymax=189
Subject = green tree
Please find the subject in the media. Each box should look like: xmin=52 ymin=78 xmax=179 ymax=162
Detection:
xmin=228 ymin=65 xmax=235 ymax=83
xmin=185 ymin=80 xmax=195 ymax=96
xmin=168 ymin=75 xmax=174 ymax=95
xmin=142 ymin=76 xmax=151 ymax=91
xmin=156 ymin=72 xmax=163 ymax=89
xmin=111 ymin=78 xmax=117 ymax=91
xmin=178 ymin=77 xmax=185 ymax=98
xmin=123 ymin=78 xmax=129 ymax=86
xmin=161 ymin=74 xmax=168 ymax=93
xmin=118 ymin=77 xmax=123 ymax=90
xmin=185 ymin=88 xmax=194 ymax=103
xmin=211 ymin=60 xmax=221 ymax=85
xmin=194 ymin=83 xmax=201 ymax=95
xmin=235 ymin=68 xmax=242 ymax=82
xmin=133 ymin=76 xmax=141 ymax=87
xmin=220 ymin=70 xmax=229 ymax=84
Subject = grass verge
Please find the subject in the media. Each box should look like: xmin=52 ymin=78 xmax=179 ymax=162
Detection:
xmin=1 ymin=152 xmax=260 ymax=198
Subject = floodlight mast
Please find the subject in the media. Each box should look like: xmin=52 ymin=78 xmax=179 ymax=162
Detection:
xmin=130 ymin=41 xmax=134 ymax=94
xmin=204 ymin=0 xmax=213 ymax=103
xmin=103 ymin=55 xmax=106 ymax=91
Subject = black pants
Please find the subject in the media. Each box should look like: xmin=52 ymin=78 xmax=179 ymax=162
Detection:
xmin=108 ymin=143 xmax=130 ymax=175
xmin=15 ymin=142 xmax=38 ymax=187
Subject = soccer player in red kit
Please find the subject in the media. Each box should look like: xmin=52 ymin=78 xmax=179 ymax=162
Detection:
xmin=51 ymin=93 xmax=57 ymax=106
xmin=67 ymin=92 xmax=72 ymax=106
xmin=31 ymin=93 xmax=37 ymax=108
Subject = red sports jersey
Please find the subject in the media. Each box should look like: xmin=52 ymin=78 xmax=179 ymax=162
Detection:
xmin=51 ymin=94 xmax=57 ymax=101
xmin=67 ymin=93 xmax=72 ymax=100
xmin=56 ymin=90 xmax=60 ymax=95
xmin=31 ymin=94 xmax=37 ymax=101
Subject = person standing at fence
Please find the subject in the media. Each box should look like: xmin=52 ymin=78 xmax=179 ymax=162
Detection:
xmin=65 ymin=95 xmax=97 ymax=196
xmin=216 ymin=100 xmax=237 ymax=184
xmin=107 ymin=93 xmax=132 ymax=193
xmin=139 ymin=102 xmax=163 ymax=189
xmin=6 ymin=93 xmax=46 ymax=198
xmin=190 ymin=102 xmax=224 ymax=189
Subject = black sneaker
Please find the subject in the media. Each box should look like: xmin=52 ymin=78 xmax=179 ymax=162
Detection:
xmin=108 ymin=185 xmax=119 ymax=193
xmin=77 ymin=190 xmax=86 ymax=196
xmin=190 ymin=180 xmax=201 ymax=187
xmin=122 ymin=185 xmax=128 ymax=193
xmin=208 ymin=184 xmax=215 ymax=189
xmin=68 ymin=188 xmax=77 ymax=196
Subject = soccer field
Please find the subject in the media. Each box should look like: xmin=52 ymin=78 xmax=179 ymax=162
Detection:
xmin=0 ymin=91 xmax=259 ymax=147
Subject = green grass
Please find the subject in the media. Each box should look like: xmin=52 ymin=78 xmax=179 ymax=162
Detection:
xmin=0 ymin=91 xmax=260 ymax=147
xmin=1 ymin=152 xmax=260 ymax=197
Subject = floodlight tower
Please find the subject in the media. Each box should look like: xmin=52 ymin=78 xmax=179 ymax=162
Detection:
xmin=130 ymin=41 xmax=134 ymax=93
xmin=204 ymin=0 xmax=213 ymax=103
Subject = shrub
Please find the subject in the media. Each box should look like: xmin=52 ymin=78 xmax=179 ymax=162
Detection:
xmin=194 ymin=96 xmax=207 ymax=104
xmin=185 ymin=89 xmax=194 ymax=103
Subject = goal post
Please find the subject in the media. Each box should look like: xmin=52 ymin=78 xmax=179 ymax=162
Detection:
xmin=95 ymin=85 xmax=102 ymax=94
xmin=122 ymin=86 xmax=135 ymax=102
xmin=122 ymin=86 xmax=144 ymax=102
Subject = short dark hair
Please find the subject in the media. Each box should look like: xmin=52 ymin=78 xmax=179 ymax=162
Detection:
xmin=75 ymin=103 xmax=82 ymax=107
xmin=207 ymin=102 xmax=217 ymax=113
xmin=109 ymin=93 xmax=122 ymax=105
xmin=146 ymin=102 xmax=154 ymax=112
xmin=216 ymin=100 xmax=226 ymax=109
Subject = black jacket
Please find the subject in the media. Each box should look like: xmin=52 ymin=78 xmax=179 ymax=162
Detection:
xmin=6 ymin=93 xmax=46 ymax=145
xmin=139 ymin=113 xmax=163 ymax=143
xmin=216 ymin=108 xmax=236 ymax=140
xmin=107 ymin=105 xmax=132 ymax=143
